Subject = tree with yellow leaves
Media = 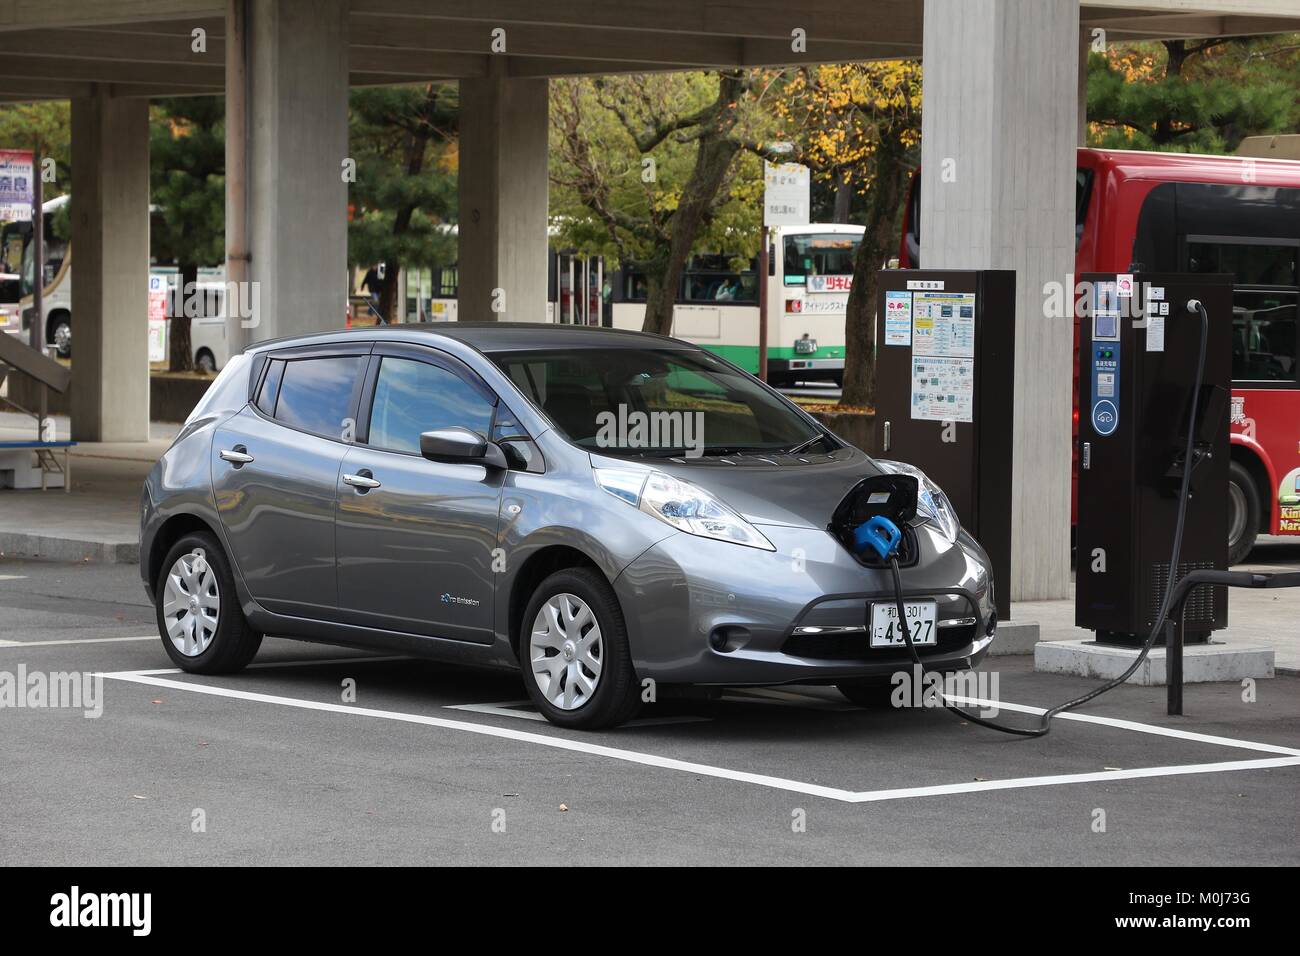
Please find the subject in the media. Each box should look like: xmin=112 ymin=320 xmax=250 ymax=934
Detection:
xmin=766 ymin=62 xmax=922 ymax=409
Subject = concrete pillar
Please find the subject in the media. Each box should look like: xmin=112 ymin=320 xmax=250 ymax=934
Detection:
xmin=1079 ymin=26 xmax=1092 ymax=146
xmin=69 ymin=90 xmax=150 ymax=442
xmin=244 ymin=0 xmax=348 ymax=342
xmin=919 ymin=0 xmax=1079 ymax=601
xmin=457 ymin=64 xmax=549 ymax=322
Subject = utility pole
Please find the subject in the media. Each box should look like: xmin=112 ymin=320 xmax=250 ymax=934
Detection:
xmin=30 ymin=142 xmax=43 ymax=354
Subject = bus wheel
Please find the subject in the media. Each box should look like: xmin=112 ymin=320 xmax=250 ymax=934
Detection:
xmin=1227 ymin=460 xmax=1261 ymax=566
xmin=50 ymin=313 xmax=71 ymax=358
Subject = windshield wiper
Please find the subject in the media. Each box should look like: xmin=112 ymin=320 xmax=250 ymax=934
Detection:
xmin=784 ymin=434 xmax=830 ymax=455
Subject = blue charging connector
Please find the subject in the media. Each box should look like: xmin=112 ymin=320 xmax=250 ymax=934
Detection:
xmin=853 ymin=515 xmax=903 ymax=561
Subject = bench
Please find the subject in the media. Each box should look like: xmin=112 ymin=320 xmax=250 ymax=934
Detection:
xmin=0 ymin=440 xmax=76 ymax=492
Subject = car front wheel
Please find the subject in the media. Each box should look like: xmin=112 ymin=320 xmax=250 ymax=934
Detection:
xmin=155 ymin=531 xmax=262 ymax=673
xmin=520 ymin=568 xmax=640 ymax=729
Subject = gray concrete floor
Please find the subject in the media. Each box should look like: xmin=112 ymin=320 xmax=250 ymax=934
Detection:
xmin=0 ymin=557 xmax=1296 ymax=866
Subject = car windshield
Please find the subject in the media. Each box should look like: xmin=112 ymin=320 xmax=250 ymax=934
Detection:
xmin=490 ymin=347 xmax=826 ymax=458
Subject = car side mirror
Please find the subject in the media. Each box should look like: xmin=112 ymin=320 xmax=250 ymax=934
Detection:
xmin=419 ymin=427 xmax=507 ymax=469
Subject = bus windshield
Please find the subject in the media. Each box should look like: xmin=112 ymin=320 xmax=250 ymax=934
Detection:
xmin=0 ymin=222 xmax=27 ymax=301
xmin=783 ymin=233 xmax=859 ymax=285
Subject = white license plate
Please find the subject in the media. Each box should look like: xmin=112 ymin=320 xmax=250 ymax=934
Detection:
xmin=869 ymin=601 xmax=938 ymax=648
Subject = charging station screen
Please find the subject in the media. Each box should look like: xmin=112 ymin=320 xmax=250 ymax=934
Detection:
xmin=1094 ymin=312 xmax=1119 ymax=340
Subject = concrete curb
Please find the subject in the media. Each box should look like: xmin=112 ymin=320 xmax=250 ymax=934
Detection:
xmin=1034 ymin=638 xmax=1275 ymax=685
xmin=987 ymin=621 xmax=1040 ymax=655
xmin=0 ymin=532 xmax=138 ymax=564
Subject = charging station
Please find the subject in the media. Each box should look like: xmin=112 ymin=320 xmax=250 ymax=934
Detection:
xmin=1074 ymin=273 xmax=1234 ymax=645
xmin=873 ymin=269 xmax=1016 ymax=620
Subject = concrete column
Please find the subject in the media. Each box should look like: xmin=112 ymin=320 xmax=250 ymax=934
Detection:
xmin=69 ymin=89 xmax=150 ymax=442
xmin=1079 ymin=26 xmax=1092 ymax=146
xmin=244 ymin=0 xmax=348 ymax=342
xmin=919 ymin=0 xmax=1079 ymax=601
xmin=457 ymin=64 xmax=549 ymax=322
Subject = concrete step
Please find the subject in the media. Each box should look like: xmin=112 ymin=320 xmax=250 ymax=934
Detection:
xmin=1035 ymin=639 xmax=1274 ymax=685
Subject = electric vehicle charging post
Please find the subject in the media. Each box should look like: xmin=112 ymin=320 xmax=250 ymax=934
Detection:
xmin=873 ymin=270 xmax=1016 ymax=619
xmin=1075 ymin=274 xmax=1233 ymax=646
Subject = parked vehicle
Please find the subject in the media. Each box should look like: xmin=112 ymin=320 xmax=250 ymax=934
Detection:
xmin=0 ymin=195 xmax=70 ymax=356
xmin=140 ymin=324 xmax=996 ymax=728
xmin=411 ymin=226 xmax=864 ymax=385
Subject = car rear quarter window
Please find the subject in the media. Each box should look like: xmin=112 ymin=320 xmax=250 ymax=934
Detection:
xmin=255 ymin=358 xmax=284 ymax=416
xmin=271 ymin=356 xmax=366 ymax=440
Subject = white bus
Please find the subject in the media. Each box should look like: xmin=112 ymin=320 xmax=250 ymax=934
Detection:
xmin=607 ymin=223 xmax=864 ymax=385
xmin=0 ymin=195 xmax=71 ymax=355
xmin=0 ymin=195 xmax=231 ymax=370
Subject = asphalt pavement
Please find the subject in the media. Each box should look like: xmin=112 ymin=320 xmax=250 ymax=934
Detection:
xmin=1 ymin=557 xmax=1296 ymax=866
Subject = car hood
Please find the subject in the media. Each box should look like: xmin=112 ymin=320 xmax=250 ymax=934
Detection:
xmin=590 ymin=446 xmax=885 ymax=530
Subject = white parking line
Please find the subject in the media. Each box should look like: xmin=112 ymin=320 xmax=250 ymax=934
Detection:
xmin=0 ymin=635 xmax=157 ymax=648
xmin=945 ymin=694 xmax=1300 ymax=757
xmin=100 ymin=669 xmax=1300 ymax=805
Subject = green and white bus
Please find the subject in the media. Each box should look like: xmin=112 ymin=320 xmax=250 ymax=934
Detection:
xmin=608 ymin=223 xmax=864 ymax=385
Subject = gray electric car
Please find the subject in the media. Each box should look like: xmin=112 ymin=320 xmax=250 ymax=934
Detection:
xmin=140 ymin=324 xmax=997 ymax=728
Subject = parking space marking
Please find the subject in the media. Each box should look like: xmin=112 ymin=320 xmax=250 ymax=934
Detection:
xmin=845 ymin=756 xmax=1300 ymax=803
xmin=445 ymin=699 xmax=712 ymax=727
xmin=945 ymin=694 xmax=1300 ymax=757
xmin=0 ymin=574 xmax=28 ymax=581
xmin=101 ymin=669 xmax=1300 ymax=805
xmin=0 ymin=635 xmax=157 ymax=648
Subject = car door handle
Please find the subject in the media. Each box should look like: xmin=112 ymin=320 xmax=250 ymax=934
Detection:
xmin=342 ymin=473 xmax=381 ymax=490
xmin=219 ymin=448 xmax=254 ymax=464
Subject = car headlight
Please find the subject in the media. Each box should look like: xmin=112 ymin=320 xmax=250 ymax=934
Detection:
xmin=874 ymin=459 xmax=961 ymax=543
xmin=594 ymin=468 xmax=775 ymax=551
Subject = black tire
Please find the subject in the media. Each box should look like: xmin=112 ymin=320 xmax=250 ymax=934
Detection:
xmin=519 ymin=567 xmax=640 ymax=729
xmin=154 ymin=531 xmax=262 ymax=674
xmin=1227 ymin=460 xmax=1261 ymax=566
xmin=195 ymin=349 xmax=216 ymax=374
xmin=837 ymin=678 xmax=897 ymax=709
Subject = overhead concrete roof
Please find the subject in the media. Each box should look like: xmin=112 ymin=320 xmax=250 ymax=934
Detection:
xmin=0 ymin=0 xmax=1297 ymax=102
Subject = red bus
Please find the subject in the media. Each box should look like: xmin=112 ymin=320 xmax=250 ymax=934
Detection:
xmin=900 ymin=147 xmax=1300 ymax=564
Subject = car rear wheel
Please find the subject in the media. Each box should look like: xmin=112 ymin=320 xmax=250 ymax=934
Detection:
xmin=1227 ymin=461 xmax=1260 ymax=566
xmin=520 ymin=568 xmax=640 ymax=729
xmin=155 ymin=531 xmax=262 ymax=673
xmin=195 ymin=349 xmax=217 ymax=374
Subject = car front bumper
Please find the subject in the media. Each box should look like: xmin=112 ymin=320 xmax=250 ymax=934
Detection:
xmin=613 ymin=521 xmax=997 ymax=685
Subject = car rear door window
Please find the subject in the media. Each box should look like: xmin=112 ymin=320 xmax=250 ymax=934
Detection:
xmin=272 ymin=356 xmax=366 ymax=440
xmin=367 ymin=356 xmax=496 ymax=453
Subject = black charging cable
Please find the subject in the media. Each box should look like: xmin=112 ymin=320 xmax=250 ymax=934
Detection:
xmin=885 ymin=299 xmax=1211 ymax=737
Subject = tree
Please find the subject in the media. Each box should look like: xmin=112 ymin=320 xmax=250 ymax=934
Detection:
xmin=1088 ymin=34 xmax=1300 ymax=152
xmin=767 ymin=63 xmax=923 ymax=409
xmin=0 ymin=101 xmax=71 ymax=199
xmin=347 ymin=83 xmax=459 ymax=323
xmin=550 ymin=70 xmax=772 ymax=335
xmin=150 ymin=97 xmax=225 ymax=372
